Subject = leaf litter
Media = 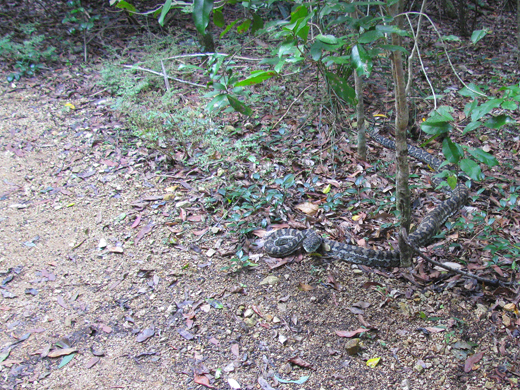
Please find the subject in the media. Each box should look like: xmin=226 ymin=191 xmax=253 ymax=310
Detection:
xmin=1 ymin=5 xmax=520 ymax=390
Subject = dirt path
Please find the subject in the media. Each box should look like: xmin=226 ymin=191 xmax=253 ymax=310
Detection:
xmin=0 ymin=84 xmax=514 ymax=390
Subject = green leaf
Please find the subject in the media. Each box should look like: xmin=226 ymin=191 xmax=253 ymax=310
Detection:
xmin=220 ymin=19 xmax=239 ymax=37
xmin=322 ymin=55 xmax=352 ymax=65
xmin=350 ymin=1 xmax=385 ymax=5
xmin=316 ymin=34 xmax=339 ymax=44
xmin=324 ymin=71 xmax=356 ymax=105
xmin=501 ymin=100 xmax=518 ymax=110
xmin=470 ymin=98 xmax=503 ymax=122
xmin=459 ymin=83 xmax=484 ymax=99
xmin=462 ymin=121 xmax=481 ymax=135
xmin=282 ymin=174 xmax=295 ymax=188
xmin=421 ymin=107 xmax=454 ymax=135
xmin=58 ymin=353 xmax=76 ymax=368
xmin=442 ymin=138 xmax=463 ymax=163
xmin=237 ymin=19 xmax=251 ymax=34
xmin=227 ymin=95 xmax=253 ymax=116
xmin=207 ymin=298 xmax=224 ymax=309
xmin=251 ymin=13 xmax=263 ymax=34
xmin=274 ymin=375 xmax=310 ymax=385
xmin=0 ymin=348 xmax=10 ymax=363
xmin=463 ymin=99 xmax=479 ymax=117
xmin=310 ymin=41 xmax=324 ymax=61
xmin=430 ymin=106 xmax=455 ymax=122
xmin=375 ymin=24 xmax=409 ymax=36
xmin=278 ymin=41 xmax=296 ymax=57
xmin=440 ymin=35 xmax=461 ymax=42
xmin=483 ymin=114 xmax=514 ymax=129
xmin=213 ymin=8 xmax=224 ymax=28
xmin=290 ymin=5 xmax=308 ymax=22
xmin=420 ymin=121 xmax=451 ymax=135
xmin=285 ymin=8 xmax=311 ymax=41
xmin=500 ymin=84 xmax=520 ymax=94
xmin=470 ymin=28 xmax=489 ymax=44
xmin=115 ymin=1 xmax=137 ymax=14
xmin=467 ymin=148 xmax=499 ymax=167
xmin=295 ymin=22 xmax=310 ymax=41
xmin=158 ymin=0 xmax=172 ymax=26
xmin=378 ymin=44 xmax=409 ymax=54
xmin=358 ymin=30 xmax=384 ymax=43
xmin=213 ymin=82 xmax=226 ymax=91
xmin=193 ymin=0 xmax=214 ymax=35
xmin=351 ymin=44 xmax=372 ymax=76
xmin=460 ymin=159 xmax=483 ymax=181
xmin=235 ymin=71 xmax=276 ymax=87
xmin=447 ymin=175 xmax=458 ymax=190
xmin=274 ymin=58 xmax=286 ymax=73
xmin=207 ymin=94 xmax=228 ymax=113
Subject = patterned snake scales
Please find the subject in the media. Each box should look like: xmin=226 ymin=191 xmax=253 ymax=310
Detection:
xmin=264 ymin=127 xmax=470 ymax=267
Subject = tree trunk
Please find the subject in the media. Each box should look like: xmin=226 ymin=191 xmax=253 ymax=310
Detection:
xmin=354 ymin=70 xmax=366 ymax=160
xmin=390 ymin=0 xmax=412 ymax=267
xmin=517 ymin=0 xmax=520 ymax=67
xmin=457 ymin=0 xmax=468 ymax=37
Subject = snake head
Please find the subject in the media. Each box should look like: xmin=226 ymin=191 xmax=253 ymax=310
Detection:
xmin=302 ymin=230 xmax=323 ymax=253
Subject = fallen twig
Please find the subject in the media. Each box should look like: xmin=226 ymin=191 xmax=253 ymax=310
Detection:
xmin=401 ymin=228 xmax=513 ymax=287
xmin=122 ymin=65 xmax=206 ymax=88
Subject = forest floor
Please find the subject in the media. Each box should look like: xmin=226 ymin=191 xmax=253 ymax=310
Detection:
xmin=1 ymin=2 xmax=520 ymax=390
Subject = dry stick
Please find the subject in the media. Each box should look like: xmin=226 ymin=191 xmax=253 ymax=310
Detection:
xmin=122 ymin=65 xmax=206 ymax=88
xmin=401 ymin=228 xmax=509 ymax=287
xmin=401 ymin=11 xmax=486 ymax=98
xmin=160 ymin=60 xmax=170 ymax=91
xmin=271 ymin=85 xmax=314 ymax=130
xmin=162 ymin=53 xmax=262 ymax=62
xmin=404 ymin=1 xmax=436 ymax=107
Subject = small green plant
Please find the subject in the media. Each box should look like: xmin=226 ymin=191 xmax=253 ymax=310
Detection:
xmin=444 ymin=330 xmax=456 ymax=344
xmin=62 ymin=0 xmax=100 ymax=36
xmin=216 ymin=184 xmax=286 ymax=236
xmin=0 ymin=29 xmax=56 ymax=81
xmin=62 ymin=0 xmax=100 ymax=61
xmin=223 ymin=248 xmax=258 ymax=271
xmin=451 ymin=184 xmax=520 ymax=269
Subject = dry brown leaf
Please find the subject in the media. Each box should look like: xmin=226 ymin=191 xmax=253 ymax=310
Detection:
xmin=57 ymin=296 xmax=69 ymax=309
xmin=192 ymin=228 xmax=209 ymax=236
xmin=294 ymin=202 xmax=319 ymax=216
xmin=352 ymin=301 xmax=371 ymax=309
xmin=135 ymin=222 xmax=154 ymax=244
xmin=85 ymin=357 xmax=100 ymax=369
xmin=47 ymin=348 xmax=77 ymax=358
xmin=425 ymin=327 xmax=445 ymax=333
xmin=194 ymin=373 xmax=215 ymax=388
xmin=0 ymin=359 xmax=23 ymax=367
xmin=335 ymin=328 xmax=367 ymax=338
xmin=136 ymin=326 xmax=155 ymax=343
xmin=464 ymin=351 xmax=484 ymax=373
xmin=288 ymin=355 xmax=313 ymax=369
xmin=131 ymin=214 xmax=141 ymax=228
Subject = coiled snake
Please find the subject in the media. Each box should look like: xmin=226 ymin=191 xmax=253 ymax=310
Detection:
xmin=264 ymin=128 xmax=469 ymax=267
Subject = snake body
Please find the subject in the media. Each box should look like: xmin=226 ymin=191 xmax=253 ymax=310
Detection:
xmin=264 ymin=128 xmax=470 ymax=268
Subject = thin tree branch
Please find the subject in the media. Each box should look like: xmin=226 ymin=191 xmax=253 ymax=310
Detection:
xmin=400 ymin=11 xmax=487 ymax=98
xmin=401 ymin=228 xmax=512 ymax=287
xmin=160 ymin=60 xmax=170 ymax=91
xmin=272 ymin=85 xmax=314 ymax=130
xmin=162 ymin=53 xmax=262 ymax=62
xmin=122 ymin=64 xmax=206 ymax=87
